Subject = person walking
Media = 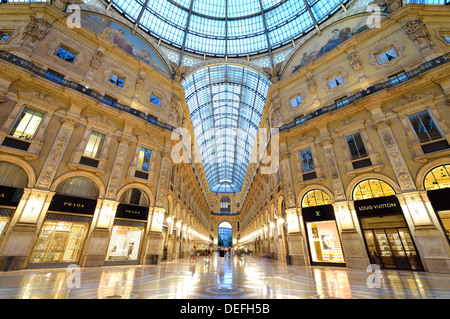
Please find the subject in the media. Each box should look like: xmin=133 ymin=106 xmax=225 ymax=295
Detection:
xmin=218 ymin=247 xmax=225 ymax=269
xmin=190 ymin=246 xmax=197 ymax=262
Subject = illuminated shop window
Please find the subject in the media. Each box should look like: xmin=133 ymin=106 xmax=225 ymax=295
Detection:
xmin=83 ymin=130 xmax=106 ymax=159
xmin=306 ymin=221 xmax=345 ymax=263
xmin=353 ymin=179 xmax=395 ymax=201
xmin=56 ymin=45 xmax=77 ymax=63
xmin=424 ymin=164 xmax=450 ymax=190
xmin=302 ymin=189 xmax=332 ymax=207
xmin=10 ymin=107 xmax=45 ymax=141
xmin=106 ymin=225 xmax=144 ymax=262
xmin=29 ymin=221 xmax=89 ymax=263
xmin=136 ymin=147 xmax=152 ymax=172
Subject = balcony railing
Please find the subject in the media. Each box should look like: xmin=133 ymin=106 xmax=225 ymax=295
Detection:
xmin=0 ymin=50 xmax=175 ymax=132
xmin=280 ymin=52 xmax=450 ymax=132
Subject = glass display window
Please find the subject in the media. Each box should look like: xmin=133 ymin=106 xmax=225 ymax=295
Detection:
xmin=30 ymin=220 xmax=89 ymax=263
xmin=302 ymin=189 xmax=332 ymax=207
xmin=353 ymin=179 xmax=395 ymax=200
xmin=0 ymin=216 xmax=10 ymax=242
xmin=106 ymin=226 xmax=144 ymax=262
xmin=306 ymin=221 xmax=345 ymax=263
xmin=424 ymin=164 xmax=450 ymax=190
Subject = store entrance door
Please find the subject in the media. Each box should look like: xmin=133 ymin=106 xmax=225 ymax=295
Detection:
xmin=363 ymin=227 xmax=422 ymax=270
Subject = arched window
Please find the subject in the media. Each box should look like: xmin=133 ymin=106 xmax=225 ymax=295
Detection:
xmin=0 ymin=162 xmax=28 ymax=188
xmin=220 ymin=196 xmax=231 ymax=214
xmin=119 ymin=188 xmax=149 ymax=207
xmin=302 ymin=189 xmax=332 ymax=207
xmin=424 ymin=164 xmax=450 ymax=190
xmin=353 ymin=179 xmax=395 ymax=200
xmin=55 ymin=176 xmax=99 ymax=199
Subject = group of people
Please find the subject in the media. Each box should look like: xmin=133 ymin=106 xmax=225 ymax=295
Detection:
xmin=189 ymin=246 xmax=237 ymax=263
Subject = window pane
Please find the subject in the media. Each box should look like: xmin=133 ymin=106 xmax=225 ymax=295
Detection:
xmin=150 ymin=94 xmax=161 ymax=106
xmin=137 ymin=147 xmax=152 ymax=171
xmin=110 ymin=73 xmax=124 ymax=87
xmin=346 ymin=132 xmax=367 ymax=160
xmin=300 ymin=148 xmax=315 ymax=173
xmin=56 ymin=46 xmax=77 ymax=63
xmin=291 ymin=95 xmax=302 ymax=108
xmin=376 ymin=47 xmax=397 ymax=65
xmin=84 ymin=131 xmax=106 ymax=158
xmin=328 ymin=74 xmax=343 ymax=89
xmin=408 ymin=110 xmax=442 ymax=143
xmin=11 ymin=108 xmax=44 ymax=140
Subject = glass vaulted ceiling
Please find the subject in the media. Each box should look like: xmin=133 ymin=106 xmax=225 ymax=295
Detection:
xmin=182 ymin=64 xmax=271 ymax=193
xmin=106 ymin=0 xmax=349 ymax=57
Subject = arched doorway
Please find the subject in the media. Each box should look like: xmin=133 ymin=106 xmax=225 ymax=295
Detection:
xmin=29 ymin=176 xmax=100 ymax=267
xmin=301 ymin=189 xmax=345 ymax=266
xmin=352 ymin=179 xmax=423 ymax=271
xmin=423 ymin=164 xmax=450 ymax=243
xmin=105 ymin=188 xmax=150 ymax=265
xmin=0 ymin=161 xmax=29 ymax=245
xmin=218 ymin=221 xmax=232 ymax=248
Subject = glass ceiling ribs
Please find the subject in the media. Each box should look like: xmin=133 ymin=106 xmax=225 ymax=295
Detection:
xmin=181 ymin=64 xmax=271 ymax=194
xmin=106 ymin=0 xmax=350 ymax=58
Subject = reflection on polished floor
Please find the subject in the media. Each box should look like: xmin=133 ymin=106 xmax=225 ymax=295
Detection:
xmin=0 ymin=254 xmax=449 ymax=299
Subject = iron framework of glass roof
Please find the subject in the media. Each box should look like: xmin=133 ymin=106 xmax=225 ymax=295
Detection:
xmin=181 ymin=64 xmax=271 ymax=193
xmin=104 ymin=0 xmax=351 ymax=59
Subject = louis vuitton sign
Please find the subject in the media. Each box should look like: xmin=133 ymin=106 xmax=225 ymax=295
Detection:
xmin=354 ymin=195 xmax=403 ymax=217
xmin=0 ymin=186 xmax=24 ymax=207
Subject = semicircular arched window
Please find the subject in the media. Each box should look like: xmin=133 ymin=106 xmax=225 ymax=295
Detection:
xmin=302 ymin=189 xmax=332 ymax=208
xmin=0 ymin=161 xmax=28 ymax=188
xmin=119 ymin=188 xmax=149 ymax=207
xmin=55 ymin=176 xmax=99 ymax=199
xmin=353 ymin=179 xmax=395 ymax=201
xmin=424 ymin=164 xmax=450 ymax=190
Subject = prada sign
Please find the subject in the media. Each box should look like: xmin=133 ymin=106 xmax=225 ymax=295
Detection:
xmin=302 ymin=204 xmax=335 ymax=222
xmin=354 ymin=195 xmax=402 ymax=217
xmin=115 ymin=203 xmax=149 ymax=221
xmin=49 ymin=194 xmax=97 ymax=215
xmin=0 ymin=186 xmax=24 ymax=207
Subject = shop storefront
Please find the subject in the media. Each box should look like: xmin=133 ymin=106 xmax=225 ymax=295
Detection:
xmin=353 ymin=179 xmax=423 ymax=271
xmin=0 ymin=162 xmax=28 ymax=244
xmin=424 ymin=164 xmax=450 ymax=243
xmin=0 ymin=186 xmax=24 ymax=243
xmin=28 ymin=194 xmax=96 ymax=267
xmin=301 ymin=190 xmax=345 ymax=266
xmin=105 ymin=189 xmax=149 ymax=265
xmin=105 ymin=204 xmax=147 ymax=265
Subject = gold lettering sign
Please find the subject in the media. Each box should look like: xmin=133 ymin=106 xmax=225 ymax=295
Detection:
xmin=63 ymin=202 xmax=85 ymax=208
xmin=358 ymin=203 xmax=396 ymax=211
xmin=125 ymin=209 xmax=140 ymax=214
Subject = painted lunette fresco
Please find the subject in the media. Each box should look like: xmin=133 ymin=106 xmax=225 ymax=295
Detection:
xmin=283 ymin=14 xmax=383 ymax=79
xmin=80 ymin=14 xmax=170 ymax=77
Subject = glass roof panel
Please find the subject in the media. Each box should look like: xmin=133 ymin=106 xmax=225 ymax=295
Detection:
xmin=105 ymin=0 xmax=351 ymax=57
xmin=182 ymin=64 xmax=271 ymax=193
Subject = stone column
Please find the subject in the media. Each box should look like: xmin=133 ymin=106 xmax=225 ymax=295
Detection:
xmin=320 ymin=137 xmax=369 ymax=269
xmin=143 ymin=149 xmax=172 ymax=264
xmin=0 ymin=117 xmax=77 ymax=270
xmin=278 ymin=146 xmax=308 ymax=265
xmin=375 ymin=117 xmax=450 ymax=273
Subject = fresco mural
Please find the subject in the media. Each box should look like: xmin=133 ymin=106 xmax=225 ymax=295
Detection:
xmin=80 ymin=14 xmax=170 ymax=77
xmin=283 ymin=14 xmax=383 ymax=79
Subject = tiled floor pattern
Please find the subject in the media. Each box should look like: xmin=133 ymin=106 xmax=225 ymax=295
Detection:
xmin=0 ymin=254 xmax=449 ymax=299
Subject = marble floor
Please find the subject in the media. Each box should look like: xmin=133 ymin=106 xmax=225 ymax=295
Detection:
xmin=0 ymin=254 xmax=449 ymax=299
